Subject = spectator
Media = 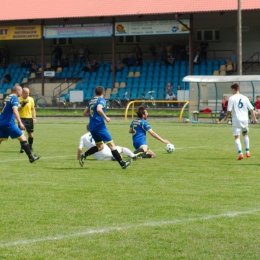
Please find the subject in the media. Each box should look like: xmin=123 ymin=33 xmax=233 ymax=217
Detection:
xmin=110 ymin=59 xmax=125 ymax=73
xmin=165 ymin=82 xmax=176 ymax=107
xmin=128 ymin=54 xmax=136 ymax=67
xmin=1 ymin=57 xmax=8 ymax=69
xmin=85 ymin=45 xmax=91 ymax=61
xmin=228 ymin=50 xmax=237 ymax=71
xmin=52 ymin=44 xmax=63 ymax=66
xmin=200 ymin=40 xmax=209 ymax=60
xmin=166 ymin=42 xmax=173 ymax=57
xmin=1 ymin=71 xmax=12 ymax=84
xmin=148 ymin=44 xmax=156 ymax=61
xmin=216 ymin=96 xmax=228 ymax=124
xmin=0 ymin=50 xmax=3 ymax=63
xmin=21 ymin=58 xmax=29 ymax=69
xmin=254 ymin=95 xmax=260 ymax=117
xmin=61 ymin=55 xmax=70 ymax=68
xmin=166 ymin=54 xmax=174 ymax=66
xmin=248 ymin=96 xmax=255 ymax=122
xmin=122 ymin=54 xmax=129 ymax=66
xmin=70 ymin=45 xmax=78 ymax=63
xmin=174 ymin=41 xmax=181 ymax=61
xmin=135 ymin=55 xmax=142 ymax=66
xmin=133 ymin=44 xmax=142 ymax=58
xmin=30 ymin=62 xmax=38 ymax=73
xmin=81 ymin=61 xmax=91 ymax=72
xmin=193 ymin=51 xmax=201 ymax=65
xmin=156 ymin=43 xmax=165 ymax=61
xmin=2 ymin=45 xmax=10 ymax=64
xmin=78 ymin=43 xmax=85 ymax=64
xmin=180 ymin=42 xmax=187 ymax=60
xmin=90 ymin=59 xmax=99 ymax=72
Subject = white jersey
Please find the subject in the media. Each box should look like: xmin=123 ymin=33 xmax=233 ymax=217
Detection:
xmin=79 ymin=133 xmax=121 ymax=161
xmin=227 ymin=93 xmax=253 ymax=128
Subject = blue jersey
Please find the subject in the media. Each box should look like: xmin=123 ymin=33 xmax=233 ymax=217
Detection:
xmin=130 ymin=118 xmax=151 ymax=149
xmin=0 ymin=94 xmax=19 ymax=126
xmin=88 ymin=96 xmax=106 ymax=131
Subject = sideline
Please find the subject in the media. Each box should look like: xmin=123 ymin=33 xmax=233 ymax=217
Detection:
xmin=0 ymin=208 xmax=259 ymax=248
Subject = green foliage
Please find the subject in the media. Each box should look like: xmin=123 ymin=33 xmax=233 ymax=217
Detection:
xmin=1 ymin=119 xmax=260 ymax=259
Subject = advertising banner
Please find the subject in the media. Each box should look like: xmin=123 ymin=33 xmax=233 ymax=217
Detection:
xmin=0 ymin=25 xmax=41 ymax=40
xmin=44 ymin=24 xmax=112 ymax=38
xmin=115 ymin=20 xmax=189 ymax=36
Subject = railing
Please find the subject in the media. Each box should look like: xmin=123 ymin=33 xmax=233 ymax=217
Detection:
xmin=124 ymin=100 xmax=189 ymax=122
xmin=10 ymin=49 xmax=234 ymax=65
xmin=52 ymin=71 xmax=82 ymax=107
xmin=243 ymin=52 xmax=260 ymax=74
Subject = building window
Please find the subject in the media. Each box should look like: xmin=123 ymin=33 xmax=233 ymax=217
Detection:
xmin=196 ymin=29 xmax=220 ymax=41
xmin=52 ymin=38 xmax=72 ymax=46
xmin=118 ymin=35 xmax=141 ymax=44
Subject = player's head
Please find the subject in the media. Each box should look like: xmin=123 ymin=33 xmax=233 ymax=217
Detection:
xmin=95 ymin=86 xmax=105 ymax=96
xmin=22 ymin=87 xmax=30 ymax=99
xmin=136 ymin=106 xmax=148 ymax=119
xmin=12 ymin=85 xmax=22 ymax=97
xmin=230 ymin=83 xmax=239 ymax=94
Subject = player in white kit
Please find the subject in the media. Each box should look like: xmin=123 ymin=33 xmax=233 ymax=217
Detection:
xmin=77 ymin=125 xmax=141 ymax=161
xmin=224 ymin=83 xmax=257 ymax=160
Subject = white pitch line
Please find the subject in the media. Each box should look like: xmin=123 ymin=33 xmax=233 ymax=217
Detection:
xmin=0 ymin=208 xmax=259 ymax=248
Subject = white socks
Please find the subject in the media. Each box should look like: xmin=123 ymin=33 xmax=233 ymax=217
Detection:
xmin=235 ymin=138 xmax=242 ymax=154
xmin=243 ymin=135 xmax=249 ymax=151
xmin=122 ymin=147 xmax=135 ymax=158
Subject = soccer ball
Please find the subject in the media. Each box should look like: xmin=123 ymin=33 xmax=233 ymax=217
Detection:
xmin=165 ymin=143 xmax=175 ymax=153
xmin=227 ymin=120 xmax=232 ymax=125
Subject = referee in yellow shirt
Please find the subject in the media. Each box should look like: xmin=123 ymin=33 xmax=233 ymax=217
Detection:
xmin=18 ymin=87 xmax=36 ymax=153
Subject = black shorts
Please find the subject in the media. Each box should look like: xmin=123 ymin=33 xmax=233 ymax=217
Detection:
xmin=19 ymin=118 xmax=34 ymax=133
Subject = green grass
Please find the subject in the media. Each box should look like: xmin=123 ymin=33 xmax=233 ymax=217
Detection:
xmin=1 ymin=118 xmax=260 ymax=259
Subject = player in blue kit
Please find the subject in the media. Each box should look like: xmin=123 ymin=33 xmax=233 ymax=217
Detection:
xmin=0 ymin=85 xmax=40 ymax=163
xmin=79 ymin=86 xmax=132 ymax=169
xmin=129 ymin=106 xmax=170 ymax=158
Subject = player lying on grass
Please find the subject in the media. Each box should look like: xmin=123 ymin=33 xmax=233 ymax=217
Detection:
xmin=129 ymin=106 xmax=171 ymax=158
xmin=79 ymin=86 xmax=133 ymax=169
xmin=77 ymin=124 xmax=143 ymax=161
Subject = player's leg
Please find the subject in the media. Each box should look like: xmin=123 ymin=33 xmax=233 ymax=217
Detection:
xmin=79 ymin=131 xmax=102 ymax=166
xmin=118 ymin=146 xmax=142 ymax=160
xmin=106 ymin=142 xmax=132 ymax=169
xmin=9 ymin=125 xmax=40 ymax=163
xmin=233 ymin=127 xmax=243 ymax=160
xmin=242 ymin=127 xmax=250 ymax=157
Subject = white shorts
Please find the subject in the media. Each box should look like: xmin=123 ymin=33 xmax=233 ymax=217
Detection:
xmin=232 ymin=126 xmax=249 ymax=136
xmin=98 ymin=146 xmax=122 ymax=161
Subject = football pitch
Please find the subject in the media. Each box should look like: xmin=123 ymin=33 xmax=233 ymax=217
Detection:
xmin=1 ymin=118 xmax=260 ymax=259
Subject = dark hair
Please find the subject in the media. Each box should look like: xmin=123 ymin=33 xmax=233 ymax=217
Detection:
xmin=95 ymin=86 xmax=105 ymax=96
xmin=136 ymin=106 xmax=146 ymax=118
xmin=231 ymin=83 xmax=239 ymax=91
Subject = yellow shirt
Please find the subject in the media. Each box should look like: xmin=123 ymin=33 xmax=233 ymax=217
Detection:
xmin=18 ymin=96 xmax=35 ymax=118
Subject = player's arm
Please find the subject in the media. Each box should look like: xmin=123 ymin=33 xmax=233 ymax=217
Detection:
xmin=129 ymin=128 xmax=133 ymax=133
xmin=97 ymin=104 xmax=110 ymax=122
xmin=250 ymin=109 xmax=258 ymax=124
xmin=83 ymin=107 xmax=89 ymax=116
xmin=77 ymin=148 xmax=83 ymax=160
xmin=32 ymin=106 xmax=37 ymax=123
xmin=224 ymin=111 xmax=231 ymax=121
xmin=147 ymin=129 xmax=170 ymax=144
xmin=13 ymin=106 xmax=25 ymax=130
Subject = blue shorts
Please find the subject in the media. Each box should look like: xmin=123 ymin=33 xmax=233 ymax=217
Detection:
xmin=0 ymin=124 xmax=23 ymax=140
xmin=133 ymin=138 xmax=148 ymax=150
xmin=90 ymin=126 xmax=113 ymax=144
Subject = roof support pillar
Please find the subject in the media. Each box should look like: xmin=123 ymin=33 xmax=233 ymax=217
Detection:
xmin=41 ymin=19 xmax=45 ymax=95
xmin=112 ymin=17 xmax=115 ymax=89
xmin=189 ymin=13 xmax=194 ymax=75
